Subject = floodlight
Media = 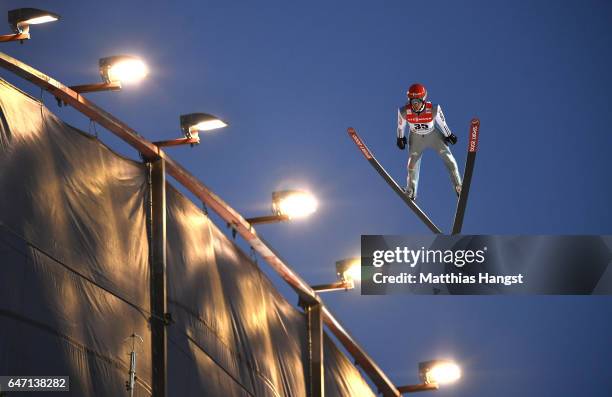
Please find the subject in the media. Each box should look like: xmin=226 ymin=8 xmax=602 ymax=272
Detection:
xmin=272 ymin=190 xmax=318 ymax=219
xmin=9 ymin=8 xmax=59 ymax=33
xmin=397 ymin=359 xmax=461 ymax=393
xmin=336 ymin=257 xmax=361 ymax=286
xmin=180 ymin=113 xmax=228 ymax=134
xmin=311 ymin=257 xmax=360 ymax=293
xmin=99 ymin=55 xmax=148 ymax=85
xmin=65 ymin=55 xmax=148 ymax=97
xmin=1 ymin=8 xmax=59 ymax=42
xmin=419 ymin=360 xmax=461 ymax=385
xmin=245 ymin=189 xmax=317 ymax=226
xmin=154 ymin=113 xmax=228 ymax=148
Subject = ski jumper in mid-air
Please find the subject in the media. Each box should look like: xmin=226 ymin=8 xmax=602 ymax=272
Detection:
xmin=396 ymin=83 xmax=462 ymax=200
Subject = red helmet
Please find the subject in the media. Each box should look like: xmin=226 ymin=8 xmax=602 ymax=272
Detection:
xmin=407 ymin=83 xmax=427 ymax=101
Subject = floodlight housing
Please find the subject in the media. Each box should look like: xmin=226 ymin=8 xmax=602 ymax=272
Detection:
xmin=419 ymin=360 xmax=461 ymax=385
xmin=272 ymin=190 xmax=318 ymax=220
xmin=153 ymin=113 xmax=228 ymax=148
xmin=8 ymin=8 xmax=60 ymax=34
xmin=180 ymin=113 xmax=228 ymax=136
xmin=336 ymin=257 xmax=361 ymax=287
xmin=99 ymin=55 xmax=148 ymax=85
xmin=66 ymin=55 xmax=148 ymax=97
xmin=311 ymin=257 xmax=360 ymax=293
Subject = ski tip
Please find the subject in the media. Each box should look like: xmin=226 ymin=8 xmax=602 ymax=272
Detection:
xmin=347 ymin=127 xmax=356 ymax=134
xmin=468 ymin=118 xmax=480 ymax=152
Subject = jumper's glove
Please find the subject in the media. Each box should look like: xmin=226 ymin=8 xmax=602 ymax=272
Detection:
xmin=396 ymin=136 xmax=407 ymax=150
xmin=444 ymin=133 xmax=458 ymax=145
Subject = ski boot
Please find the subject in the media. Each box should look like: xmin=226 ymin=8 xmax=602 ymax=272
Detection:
xmin=403 ymin=187 xmax=416 ymax=201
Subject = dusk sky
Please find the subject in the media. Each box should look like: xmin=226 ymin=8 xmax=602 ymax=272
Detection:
xmin=1 ymin=1 xmax=611 ymax=395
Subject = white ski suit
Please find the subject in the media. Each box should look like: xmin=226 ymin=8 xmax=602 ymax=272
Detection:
xmin=397 ymin=101 xmax=462 ymax=199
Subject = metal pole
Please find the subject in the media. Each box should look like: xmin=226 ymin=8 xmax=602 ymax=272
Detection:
xmin=148 ymin=159 xmax=167 ymax=397
xmin=306 ymin=303 xmax=324 ymax=397
xmin=311 ymin=281 xmax=352 ymax=293
xmin=70 ymin=81 xmax=121 ymax=94
xmin=245 ymin=214 xmax=290 ymax=225
xmin=397 ymin=383 xmax=439 ymax=393
xmin=0 ymin=33 xmax=29 ymax=42
xmin=128 ymin=350 xmax=136 ymax=397
xmin=152 ymin=137 xmax=199 ymax=147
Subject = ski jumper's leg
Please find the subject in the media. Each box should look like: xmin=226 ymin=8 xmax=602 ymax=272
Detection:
xmin=406 ymin=134 xmax=426 ymax=199
xmin=432 ymin=131 xmax=462 ymax=194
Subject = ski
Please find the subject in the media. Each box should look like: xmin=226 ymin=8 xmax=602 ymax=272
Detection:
xmin=347 ymin=127 xmax=442 ymax=234
xmin=451 ymin=118 xmax=480 ymax=234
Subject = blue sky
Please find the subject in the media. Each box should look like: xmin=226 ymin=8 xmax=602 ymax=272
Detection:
xmin=1 ymin=1 xmax=611 ymax=395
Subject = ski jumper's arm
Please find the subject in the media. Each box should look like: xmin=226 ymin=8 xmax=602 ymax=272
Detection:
xmin=434 ymin=105 xmax=453 ymax=138
xmin=397 ymin=106 xmax=408 ymax=139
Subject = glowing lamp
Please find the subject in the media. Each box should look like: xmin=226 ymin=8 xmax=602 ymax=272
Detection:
xmin=310 ymin=257 xmax=359 ymax=293
xmin=8 ymin=8 xmax=60 ymax=33
xmin=336 ymin=258 xmax=361 ymax=287
xmin=153 ymin=113 xmax=227 ymax=148
xmin=272 ymin=190 xmax=318 ymax=219
xmin=419 ymin=360 xmax=461 ymax=385
xmin=180 ymin=113 xmax=228 ymax=135
xmin=99 ymin=55 xmax=148 ymax=85
xmin=65 ymin=55 xmax=147 ymax=97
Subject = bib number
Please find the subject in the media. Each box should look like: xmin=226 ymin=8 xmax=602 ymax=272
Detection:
xmin=413 ymin=123 xmax=430 ymax=131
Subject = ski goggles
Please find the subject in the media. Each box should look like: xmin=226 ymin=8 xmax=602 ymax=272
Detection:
xmin=410 ymin=98 xmax=424 ymax=109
